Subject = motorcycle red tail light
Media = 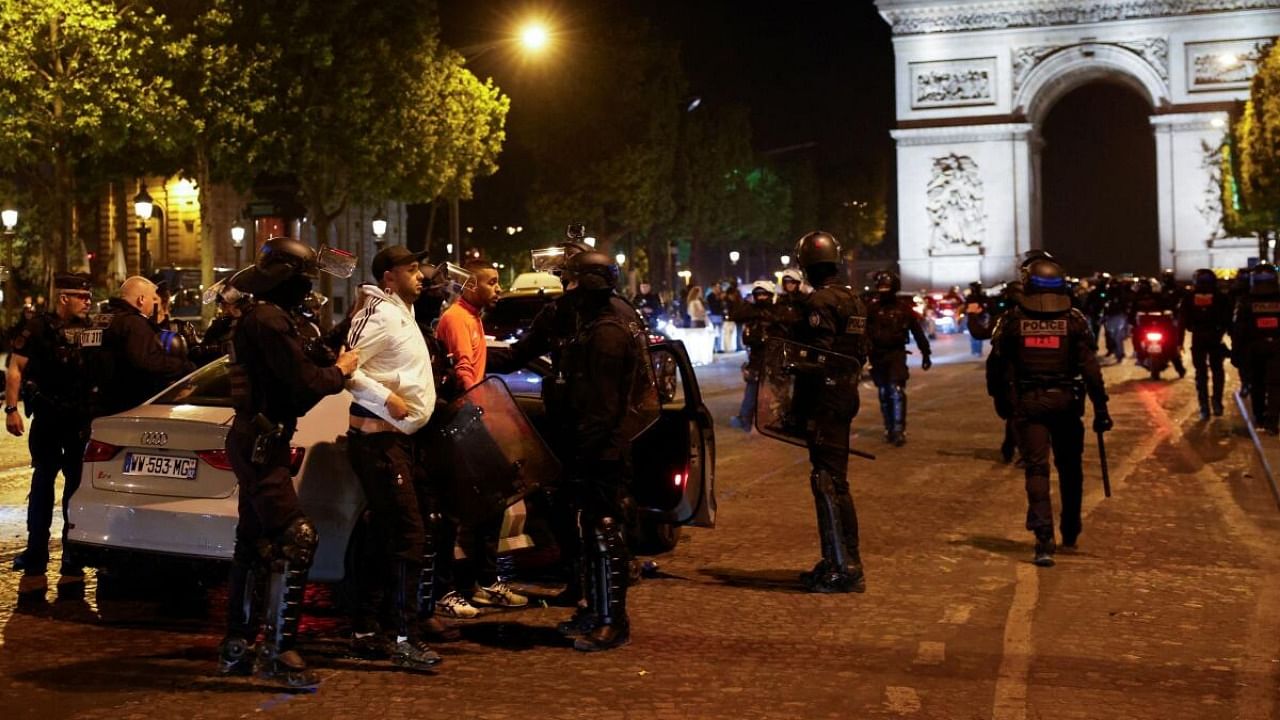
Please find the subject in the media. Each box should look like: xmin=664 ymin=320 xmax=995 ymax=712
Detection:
xmin=673 ymin=468 xmax=687 ymax=488
xmin=1145 ymin=331 xmax=1163 ymax=341
xmin=288 ymin=447 xmax=306 ymax=475
xmin=83 ymin=439 xmax=122 ymax=462
xmin=196 ymin=449 xmax=234 ymax=471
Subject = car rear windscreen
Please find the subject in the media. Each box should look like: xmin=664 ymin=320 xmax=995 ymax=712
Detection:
xmin=152 ymin=359 xmax=234 ymax=407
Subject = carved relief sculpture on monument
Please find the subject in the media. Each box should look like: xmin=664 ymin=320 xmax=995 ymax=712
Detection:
xmin=926 ymin=153 xmax=987 ymax=254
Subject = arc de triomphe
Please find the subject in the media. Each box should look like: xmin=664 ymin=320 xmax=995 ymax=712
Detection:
xmin=880 ymin=0 xmax=1280 ymax=287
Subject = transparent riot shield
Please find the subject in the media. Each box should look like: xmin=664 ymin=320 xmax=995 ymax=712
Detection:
xmin=755 ymin=337 xmax=863 ymax=453
xmin=420 ymin=376 xmax=561 ymax=523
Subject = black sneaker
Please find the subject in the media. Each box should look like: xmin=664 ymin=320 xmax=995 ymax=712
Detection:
xmin=349 ymin=633 xmax=388 ymax=660
xmin=557 ymin=606 xmax=597 ymax=637
xmin=388 ymin=638 xmax=442 ymax=669
xmin=254 ymin=648 xmax=320 ymax=690
xmin=1033 ymin=538 xmax=1056 ymax=567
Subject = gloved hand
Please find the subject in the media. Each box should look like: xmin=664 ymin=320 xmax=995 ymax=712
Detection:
xmin=1093 ymin=406 xmax=1113 ymax=433
xmin=921 ymin=354 xmax=932 ymax=371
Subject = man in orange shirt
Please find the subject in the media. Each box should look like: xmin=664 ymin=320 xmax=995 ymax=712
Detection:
xmin=433 ymin=261 xmax=528 ymax=617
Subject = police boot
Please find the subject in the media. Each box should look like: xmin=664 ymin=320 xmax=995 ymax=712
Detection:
xmin=256 ymin=562 xmax=320 ymax=689
xmin=387 ymin=560 xmax=441 ymax=669
xmin=803 ymin=471 xmax=855 ymax=593
xmin=574 ymin=518 xmax=630 ymax=652
xmin=890 ymin=387 xmax=907 ymax=447
xmin=877 ymin=386 xmax=894 ymax=441
xmin=1212 ymin=374 xmax=1225 ymax=417
xmin=558 ymin=532 xmax=599 ymax=637
xmin=1033 ymin=532 xmax=1056 ymax=568
xmin=834 ymin=493 xmax=867 ymax=593
xmin=1196 ymin=379 xmax=1211 ymax=420
xmin=1174 ymin=354 xmax=1187 ymax=379
xmin=218 ymin=559 xmax=261 ymax=676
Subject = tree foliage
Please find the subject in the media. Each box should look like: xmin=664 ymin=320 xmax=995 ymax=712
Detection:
xmin=1228 ymin=39 xmax=1280 ymax=234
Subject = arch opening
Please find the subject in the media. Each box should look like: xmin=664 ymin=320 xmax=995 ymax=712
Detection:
xmin=1040 ymin=81 xmax=1158 ymax=277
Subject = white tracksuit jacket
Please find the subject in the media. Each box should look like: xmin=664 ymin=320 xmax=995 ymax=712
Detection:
xmin=345 ymin=284 xmax=437 ymax=434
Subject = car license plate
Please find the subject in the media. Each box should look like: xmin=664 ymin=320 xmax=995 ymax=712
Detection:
xmin=1148 ymin=343 xmax=1162 ymax=354
xmin=122 ymin=453 xmax=198 ymax=480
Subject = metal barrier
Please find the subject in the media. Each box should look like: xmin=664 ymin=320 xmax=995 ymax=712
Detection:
xmin=1233 ymin=390 xmax=1280 ymax=511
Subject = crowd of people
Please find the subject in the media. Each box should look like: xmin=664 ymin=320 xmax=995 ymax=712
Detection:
xmin=8 ymin=223 xmax=1276 ymax=689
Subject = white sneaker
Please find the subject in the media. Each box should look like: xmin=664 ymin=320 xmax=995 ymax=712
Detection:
xmin=437 ymin=590 xmax=479 ymax=619
xmin=472 ymin=581 xmax=528 ymax=608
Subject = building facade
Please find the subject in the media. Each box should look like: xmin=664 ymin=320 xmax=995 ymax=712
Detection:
xmin=879 ymin=0 xmax=1280 ymax=287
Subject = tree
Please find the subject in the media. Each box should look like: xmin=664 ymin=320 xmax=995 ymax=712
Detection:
xmin=0 ymin=0 xmax=183 ymax=276
xmin=1233 ymin=40 xmax=1280 ymax=236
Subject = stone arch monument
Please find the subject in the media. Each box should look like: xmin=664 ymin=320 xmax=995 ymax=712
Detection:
xmin=880 ymin=0 xmax=1280 ymax=287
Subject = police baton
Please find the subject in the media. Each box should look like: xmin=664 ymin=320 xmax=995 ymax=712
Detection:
xmin=848 ymin=447 xmax=876 ymax=461
xmin=1095 ymin=430 xmax=1112 ymax=498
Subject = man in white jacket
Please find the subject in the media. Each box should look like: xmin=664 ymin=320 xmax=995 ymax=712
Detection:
xmin=345 ymin=245 xmax=442 ymax=669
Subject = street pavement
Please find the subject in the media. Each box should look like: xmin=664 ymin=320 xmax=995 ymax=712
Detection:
xmin=0 ymin=333 xmax=1277 ymax=719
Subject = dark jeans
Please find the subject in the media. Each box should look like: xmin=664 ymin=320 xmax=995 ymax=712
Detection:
xmin=23 ymin=413 xmax=89 ymax=574
xmin=738 ymin=377 xmax=759 ymax=424
xmin=1013 ymin=388 xmax=1085 ymax=540
xmin=348 ymin=430 xmax=430 ymax=632
xmin=437 ymin=513 xmax=502 ymax=592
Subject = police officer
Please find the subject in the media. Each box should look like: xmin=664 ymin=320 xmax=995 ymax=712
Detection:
xmin=217 ymin=238 xmax=359 ymax=687
xmin=1181 ymin=269 xmax=1232 ymax=420
xmin=5 ymin=274 xmax=95 ymax=594
xmin=987 ymin=257 xmax=1110 ymax=566
xmin=729 ymin=281 xmax=781 ymax=431
xmin=1233 ymin=263 xmax=1280 ymax=433
xmin=97 ymin=276 xmax=195 ymax=416
xmin=555 ymin=250 xmax=651 ymax=651
xmin=866 ymin=270 xmax=931 ymax=446
xmin=790 ymin=231 xmax=869 ymax=593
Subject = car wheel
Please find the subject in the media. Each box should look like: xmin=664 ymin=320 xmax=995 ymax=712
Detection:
xmin=636 ymin=516 xmax=681 ymax=555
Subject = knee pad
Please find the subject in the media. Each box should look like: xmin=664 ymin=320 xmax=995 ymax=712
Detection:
xmin=278 ymin=516 xmax=318 ymax=567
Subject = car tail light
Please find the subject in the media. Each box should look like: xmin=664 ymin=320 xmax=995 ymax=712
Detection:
xmin=673 ymin=470 xmax=686 ymax=488
xmin=1145 ymin=331 xmax=1163 ymax=342
xmin=83 ymin=439 xmax=122 ymax=462
xmin=196 ymin=449 xmax=234 ymax=471
xmin=288 ymin=447 xmax=306 ymax=475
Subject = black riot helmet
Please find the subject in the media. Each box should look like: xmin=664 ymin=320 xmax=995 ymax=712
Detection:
xmin=1250 ymin=263 xmax=1280 ymax=296
xmin=232 ymin=237 xmax=319 ymax=297
xmin=1133 ymin=277 xmax=1154 ymax=296
xmin=562 ymin=250 xmax=619 ymax=292
xmin=873 ymin=270 xmax=900 ymax=295
xmin=1018 ymin=256 xmax=1071 ymax=313
xmin=796 ymin=231 xmax=841 ymax=273
xmin=1161 ymin=267 xmax=1177 ymax=289
xmin=1192 ymin=268 xmax=1217 ymax=292
xmin=969 ymin=280 xmax=983 ymax=294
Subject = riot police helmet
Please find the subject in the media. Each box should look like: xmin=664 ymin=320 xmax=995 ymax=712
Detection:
xmin=873 ymin=270 xmax=901 ymax=295
xmin=969 ymin=280 xmax=983 ymax=293
xmin=233 ymin=237 xmax=318 ymax=295
xmin=1133 ymin=277 xmax=1155 ymax=296
xmin=779 ymin=268 xmax=804 ymax=288
xmin=795 ymin=231 xmax=841 ymax=272
xmin=562 ymin=250 xmax=619 ymax=292
xmin=1161 ymin=267 xmax=1177 ymax=288
xmin=1250 ymin=263 xmax=1280 ymax=296
xmin=750 ymin=280 xmax=776 ymax=301
xmin=1192 ymin=268 xmax=1217 ymax=292
xmin=1018 ymin=256 xmax=1071 ymax=313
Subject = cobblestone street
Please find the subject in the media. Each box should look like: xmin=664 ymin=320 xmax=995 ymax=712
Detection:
xmin=0 ymin=335 xmax=1276 ymax=719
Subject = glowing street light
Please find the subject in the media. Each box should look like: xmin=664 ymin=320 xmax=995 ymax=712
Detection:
xmin=584 ymin=237 xmax=597 ymax=248
xmin=616 ymin=252 xmax=627 ymax=266
xmin=1 ymin=209 xmax=16 ymax=232
xmin=230 ymin=221 xmax=246 ymax=267
xmin=372 ymin=211 xmax=388 ymax=247
xmin=780 ymin=254 xmax=791 ymax=267
xmin=134 ymin=183 xmax=155 ymax=274
xmin=729 ymin=250 xmax=740 ymax=264
xmin=519 ymin=22 xmax=549 ymax=53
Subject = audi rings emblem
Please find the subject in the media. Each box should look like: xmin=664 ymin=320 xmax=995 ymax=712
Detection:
xmin=140 ymin=431 xmax=168 ymax=447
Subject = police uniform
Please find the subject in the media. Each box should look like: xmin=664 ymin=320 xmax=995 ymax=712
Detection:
xmin=987 ymin=259 xmax=1109 ymax=566
xmin=866 ymin=272 xmax=931 ymax=446
xmin=1233 ymin=264 xmax=1280 ymax=432
xmin=1181 ymin=270 xmax=1233 ymax=419
xmin=97 ymin=296 xmax=194 ymax=416
xmin=788 ymin=231 xmax=868 ymax=593
xmin=8 ymin=274 xmax=94 ymax=583
xmin=729 ymin=282 xmax=784 ymax=430
xmin=218 ymin=239 xmax=351 ymax=688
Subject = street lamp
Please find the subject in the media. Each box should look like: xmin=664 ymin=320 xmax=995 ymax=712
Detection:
xmin=372 ymin=211 xmax=388 ymax=248
xmin=584 ymin=237 xmax=597 ymax=248
xmin=729 ymin=250 xmax=740 ymax=264
xmin=780 ymin=254 xmax=791 ymax=267
xmin=519 ymin=21 xmax=550 ymax=53
xmin=615 ymin=252 xmax=626 ymax=266
xmin=134 ymin=184 xmax=154 ymax=275
xmin=230 ymin=221 xmax=246 ymax=267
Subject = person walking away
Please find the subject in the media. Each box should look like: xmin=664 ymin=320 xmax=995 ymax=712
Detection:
xmin=1233 ymin=263 xmax=1280 ymax=434
xmin=1181 ymin=268 xmax=1232 ymax=420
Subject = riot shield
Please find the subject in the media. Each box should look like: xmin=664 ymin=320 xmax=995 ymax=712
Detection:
xmin=755 ymin=337 xmax=861 ymax=449
xmin=419 ymin=376 xmax=561 ymax=523
xmin=967 ymin=311 xmax=995 ymax=340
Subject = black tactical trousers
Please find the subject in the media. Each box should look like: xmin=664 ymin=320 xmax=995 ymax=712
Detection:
xmin=227 ymin=418 xmax=306 ymax=565
xmin=1190 ymin=339 xmax=1226 ymax=410
xmin=1246 ymin=341 xmax=1280 ymax=425
xmin=1013 ymin=388 xmax=1084 ymax=541
xmin=808 ymin=402 xmax=861 ymax=560
xmin=23 ymin=412 xmax=90 ymax=574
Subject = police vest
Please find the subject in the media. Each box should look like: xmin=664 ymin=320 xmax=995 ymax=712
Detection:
xmin=560 ymin=313 xmax=660 ymax=442
xmin=804 ymin=285 xmax=867 ymax=361
xmin=1185 ymin=292 xmax=1225 ymax=338
xmin=1012 ymin=312 xmax=1072 ymax=378
xmin=867 ymin=296 xmax=911 ymax=349
xmin=1250 ymin=300 xmax=1280 ymax=339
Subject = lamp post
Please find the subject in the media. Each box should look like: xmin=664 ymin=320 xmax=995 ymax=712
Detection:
xmin=230 ymin=221 xmax=246 ymax=268
xmin=2 ymin=208 xmax=16 ymax=325
xmin=133 ymin=184 xmax=154 ymax=275
xmin=372 ymin=211 xmax=388 ymax=249
xmin=780 ymin=254 xmax=791 ymax=268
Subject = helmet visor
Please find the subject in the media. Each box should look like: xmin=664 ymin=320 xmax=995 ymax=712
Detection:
xmin=440 ymin=261 xmax=476 ymax=293
xmin=317 ymin=246 xmax=357 ymax=279
xmin=202 ymin=280 xmax=225 ymax=306
xmin=531 ymin=247 xmax=567 ymax=275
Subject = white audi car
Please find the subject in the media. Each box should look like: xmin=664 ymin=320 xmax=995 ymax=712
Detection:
xmin=67 ymin=339 xmax=716 ymax=585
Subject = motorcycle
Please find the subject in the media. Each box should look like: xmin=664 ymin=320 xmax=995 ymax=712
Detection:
xmin=1133 ymin=310 xmax=1178 ymax=379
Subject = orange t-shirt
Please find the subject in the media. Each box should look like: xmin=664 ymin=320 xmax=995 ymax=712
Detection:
xmin=436 ymin=298 xmax=487 ymax=390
